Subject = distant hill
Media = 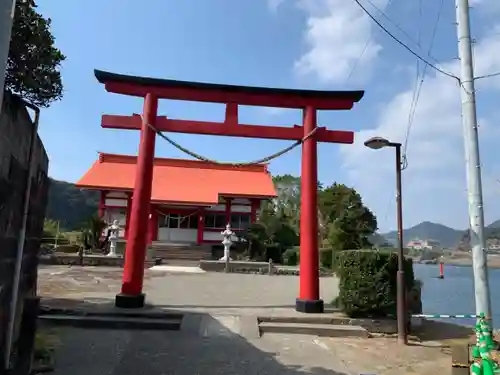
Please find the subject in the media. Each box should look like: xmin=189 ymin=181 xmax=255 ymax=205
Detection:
xmin=457 ymin=220 xmax=500 ymax=251
xmin=46 ymin=178 xmax=98 ymax=231
xmin=487 ymin=219 xmax=500 ymax=229
xmin=45 ymin=177 xmax=500 ymax=246
xmin=382 ymin=220 xmax=500 ymax=249
xmin=382 ymin=221 xmax=463 ymax=248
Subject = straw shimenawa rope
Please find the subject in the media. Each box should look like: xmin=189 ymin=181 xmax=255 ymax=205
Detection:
xmin=144 ymin=120 xmax=319 ymax=167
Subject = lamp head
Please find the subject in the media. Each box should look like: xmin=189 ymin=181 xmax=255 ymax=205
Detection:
xmin=364 ymin=136 xmax=392 ymax=150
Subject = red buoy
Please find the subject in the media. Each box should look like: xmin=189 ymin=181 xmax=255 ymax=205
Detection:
xmin=438 ymin=263 xmax=444 ymax=279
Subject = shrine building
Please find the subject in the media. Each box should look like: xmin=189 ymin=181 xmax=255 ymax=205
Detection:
xmin=75 ymin=152 xmax=277 ymax=246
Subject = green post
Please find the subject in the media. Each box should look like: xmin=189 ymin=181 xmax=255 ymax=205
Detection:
xmin=471 ymin=313 xmax=500 ymax=375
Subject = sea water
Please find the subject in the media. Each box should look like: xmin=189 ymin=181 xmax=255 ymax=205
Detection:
xmin=414 ymin=263 xmax=500 ymax=328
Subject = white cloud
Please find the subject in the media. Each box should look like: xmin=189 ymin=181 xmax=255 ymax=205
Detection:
xmin=339 ymin=27 xmax=500 ymax=230
xmin=271 ymin=0 xmax=500 ymax=230
xmin=293 ymin=0 xmax=389 ymax=84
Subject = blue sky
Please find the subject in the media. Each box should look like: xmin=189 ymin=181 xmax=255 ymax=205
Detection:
xmin=35 ymin=0 xmax=500 ymax=232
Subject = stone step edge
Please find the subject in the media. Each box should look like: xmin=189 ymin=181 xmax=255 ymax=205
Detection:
xmin=38 ymin=306 xmax=184 ymax=320
xmin=38 ymin=314 xmax=182 ymax=330
xmin=257 ymin=315 xmax=397 ymax=334
xmin=258 ymin=322 xmax=369 ymax=338
xmin=258 ymin=315 xmax=394 ymax=324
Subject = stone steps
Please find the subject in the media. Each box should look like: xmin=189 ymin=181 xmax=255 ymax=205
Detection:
xmin=258 ymin=321 xmax=369 ymax=338
xmin=39 ymin=314 xmax=183 ymax=330
xmin=39 ymin=306 xmax=184 ymax=320
xmin=153 ymin=245 xmax=212 ymax=261
xmin=154 ymin=251 xmax=212 ymax=261
xmin=38 ymin=307 xmax=184 ymax=330
xmin=258 ymin=315 xmax=349 ymax=325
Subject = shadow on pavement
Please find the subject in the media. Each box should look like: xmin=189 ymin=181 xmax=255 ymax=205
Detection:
xmin=40 ymin=298 xmax=350 ymax=375
xmin=40 ymin=297 xmax=341 ymax=312
xmin=413 ymin=319 xmax=474 ymax=344
xmin=40 ymin=297 xmax=296 ymax=310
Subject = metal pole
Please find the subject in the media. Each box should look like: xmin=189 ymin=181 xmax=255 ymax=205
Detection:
xmin=394 ymin=143 xmax=407 ymax=344
xmin=0 ymin=0 xmax=16 ymax=115
xmin=55 ymin=221 xmax=59 ymax=248
xmin=3 ymin=101 xmax=40 ymax=370
xmin=454 ymin=0 xmax=491 ymax=319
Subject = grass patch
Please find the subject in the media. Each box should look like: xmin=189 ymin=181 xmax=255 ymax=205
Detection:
xmin=33 ymin=328 xmax=61 ymax=367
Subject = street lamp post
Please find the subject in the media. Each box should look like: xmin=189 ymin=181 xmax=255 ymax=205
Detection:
xmin=364 ymin=136 xmax=407 ymax=345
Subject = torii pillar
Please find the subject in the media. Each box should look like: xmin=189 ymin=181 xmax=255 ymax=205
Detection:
xmin=115 ymin=93 xmax=157 ymax=308
xmin=296 ymin=106 xmax=321 ymax=312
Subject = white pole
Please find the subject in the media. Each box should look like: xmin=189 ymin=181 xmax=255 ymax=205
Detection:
xmin=454 ymin=0 xmax=492 ymax=318
xmin=0 ymin=0 xmax=16 ymax=114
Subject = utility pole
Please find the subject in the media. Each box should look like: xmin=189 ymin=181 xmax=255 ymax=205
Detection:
xmin=454 ymin=0 xmax=492 ymax=318
xmin=0 ymin=0 xmax=16 ymax=113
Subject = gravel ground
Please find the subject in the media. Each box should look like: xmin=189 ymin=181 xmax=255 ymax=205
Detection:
xmin=37 ymin=265 xmax=340 ymax=314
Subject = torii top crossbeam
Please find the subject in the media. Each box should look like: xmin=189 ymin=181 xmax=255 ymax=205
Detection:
xmin=95 ymin=70 xmax=364 ymax=144
xmin=95 ymin=70 xmax=364 ymax=110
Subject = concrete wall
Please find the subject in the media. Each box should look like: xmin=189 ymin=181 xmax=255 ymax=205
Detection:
xmin=0 ymin=92 xmax=49 ymax=363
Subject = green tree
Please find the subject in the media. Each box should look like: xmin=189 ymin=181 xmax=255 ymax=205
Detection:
xmin=46 ymin=178 xmax=99 ymax=231
xmin=42 ymin=218 xmax=59 ymax=238
xmin=318 ymin=183 xmax=377 ymax=250
xmin=239 ymin=222 xmax=269 ymax=259
xmin=269 ymin=175 xmax=323 ymax=233
xmin=272 ymin=175 xmax=301 ymax=232
xmin=80 ymin=215 xmax=106 ymax=250
xmin=6 ymin=0 xmax=65 ymax=107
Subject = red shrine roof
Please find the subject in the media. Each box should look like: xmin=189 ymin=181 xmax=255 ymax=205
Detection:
xmin=94 ymin=69 xmax=365 ymax=110
xmin=76 ymin=153 xmax=277 ymax=205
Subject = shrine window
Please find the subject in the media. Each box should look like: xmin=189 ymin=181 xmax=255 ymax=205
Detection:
xmin=205 ymin=213 xmax=250 ymax=230
xmin=160 ymin=213 xmax=198 ymax=229
xmin=204 ymin=213 xmax=226 ymax=229
xmin=231 ymin=214 xmax=250 ymax=230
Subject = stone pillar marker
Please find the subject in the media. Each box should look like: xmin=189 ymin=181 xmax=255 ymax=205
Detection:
xmin=107 ymin=220 xmax=120 ymax=257
xmin=219 ymin=223 xmax=234 ymax=261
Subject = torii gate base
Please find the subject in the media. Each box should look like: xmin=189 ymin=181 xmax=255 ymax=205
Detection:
xmin=95 ymin=70 xmax=364 ymax=313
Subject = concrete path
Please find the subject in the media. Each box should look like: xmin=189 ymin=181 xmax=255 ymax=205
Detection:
xmin=47 ymin=324 xmax=450 ymax=375
xmin=49 ymin=326 xmax=352 ymax=375
xmin=38 ymin=266 xmax=451 ymax=375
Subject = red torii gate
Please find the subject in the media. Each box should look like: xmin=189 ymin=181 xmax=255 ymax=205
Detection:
xmin=95 ymin=70 xmax=364 ymax=313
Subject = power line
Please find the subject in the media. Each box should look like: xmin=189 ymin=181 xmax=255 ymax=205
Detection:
xmin=364 ymin=0 xmax=420 ymax=48
xmin=402 ymin=0 xmax=445 ymax=166
xmin=347 ymin=36 xmax=372 ymax=81
xmin=475 ymin=71 xmax=500 ymax=80
xmin=363 ymin=0 xmax=443 ymax=67
xmin=347 ymin=0 xmax=396 ymax=81
xmin=351 ymin=0 xmax=458 ymax=80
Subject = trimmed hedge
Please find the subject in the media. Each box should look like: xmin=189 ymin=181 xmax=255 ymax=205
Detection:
xmin=282 ymin=247 xmax=337 ymax=268
xmin=319 ymin=248 xmax=334 ymax=269
xmin=335 ymin=250 xmax=414 ymax=318
xmin=282 ymin=246 xmax=299 ymax=266
xmin=265 ymin=244 xmax=282 ymax=263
